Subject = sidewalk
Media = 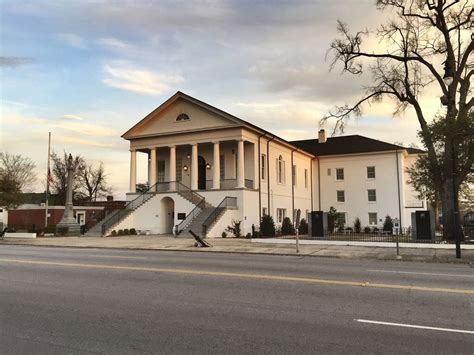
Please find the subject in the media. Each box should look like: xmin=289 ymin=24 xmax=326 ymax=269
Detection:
xmin=1 ymin=235 xmax=473 ymax=264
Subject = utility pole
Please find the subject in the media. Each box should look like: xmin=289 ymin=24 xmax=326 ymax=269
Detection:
xmin=44 ymin=132 xmax=51 ymax=228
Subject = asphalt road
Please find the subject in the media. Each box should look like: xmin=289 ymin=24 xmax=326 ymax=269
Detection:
xmin=0 ymin=246 xmax=472 ymax=354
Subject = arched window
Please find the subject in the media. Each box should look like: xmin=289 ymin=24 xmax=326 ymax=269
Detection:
xmin=277 ymin=155 xmax=285 ymax=184
xmin=176 ymin=113 xmax=190 ymax=121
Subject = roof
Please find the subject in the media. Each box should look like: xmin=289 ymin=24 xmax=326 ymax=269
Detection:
xmin=290 ymin=135 xmax=425 ymax=156
xmin=122 ymin=91 xmax=314 ymax=157
xmin=123 ymin=91 xmax=425 ymax=158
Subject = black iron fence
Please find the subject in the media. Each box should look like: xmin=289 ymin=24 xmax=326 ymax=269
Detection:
xmin=272 ymin=229 xmax=470 ymax=244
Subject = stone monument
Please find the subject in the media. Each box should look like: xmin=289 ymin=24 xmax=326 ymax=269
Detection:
xmin=56 ymin=153 xmax=81 ymax=236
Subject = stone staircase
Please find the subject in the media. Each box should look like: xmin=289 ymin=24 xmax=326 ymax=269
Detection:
xmin=182 ymin=207 xmax=218 ymax=236
xmin=84 ymin=192 xmax=155 ymax=237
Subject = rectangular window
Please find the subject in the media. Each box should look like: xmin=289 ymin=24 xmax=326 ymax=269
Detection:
xmin=262 ymin=207 xmax=268 ymax=216
xmin=336 ymin=190 xmax=345 ymax=202
xmin=292 ymin=165 xmax=297 ymax=186
xmin=176 ymin=158 xmax=182 ymax=182
xmin=157 ymin=160 xmax=165 ymax=183
xmin=220 ymin=155 xmax=225 ymax=180
xmin=336 ymin=168 xmax=344 ymax=181
xmin=261 ymin=154 xmax=266 ymax=180
xmin=304 ymin=169 xmax=308 ymax=189
xmin=277 ymin=208 xmax=286 ymax=223
xmin=368 ymin=189 xmax=377 ymax=202
xmin=369 ymin=213 xmax=378 ymax=225
xmin=367 ymin=166 xmax=376 ymax=179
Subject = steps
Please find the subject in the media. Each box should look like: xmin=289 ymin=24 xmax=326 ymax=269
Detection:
xmin=182 ymin=207 xmax=217 ymax=236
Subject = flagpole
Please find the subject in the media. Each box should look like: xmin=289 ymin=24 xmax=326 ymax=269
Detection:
xmin=44 ymin=132 xmax=51 ymax=228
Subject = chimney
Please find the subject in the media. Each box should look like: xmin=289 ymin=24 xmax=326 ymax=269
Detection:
xmin=318 ymin=129 xmax=327 ymax=143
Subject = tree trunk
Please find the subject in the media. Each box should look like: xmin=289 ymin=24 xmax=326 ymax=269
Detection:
xmin=441 ymin=177 xmax=464 ymax=242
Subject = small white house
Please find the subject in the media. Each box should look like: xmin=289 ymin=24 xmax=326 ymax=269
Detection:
xmin=93 ymin=92 xmax=425 ymax=237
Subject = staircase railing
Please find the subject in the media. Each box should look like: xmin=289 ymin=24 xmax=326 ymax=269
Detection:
xmin=99 ymin=181 xmax=207 ymax=236
xmin=176 ymin=198 xmax=206 ymax=234
xmin=202 ymin=196 xmax=237 ymax=236
xmin=100 ymin=181 xmax=165 ymax=235
xmin=175 ymin=182 xmax=205 ymax=205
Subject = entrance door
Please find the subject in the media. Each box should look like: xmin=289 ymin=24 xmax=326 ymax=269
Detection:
xmin=76 ymin=211 xmax=85 ymax=226
xmin=198 ymin=156 xmax=206 ymax=190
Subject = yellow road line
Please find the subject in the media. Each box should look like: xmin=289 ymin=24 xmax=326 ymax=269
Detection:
xmin=0 ymin=258 xmax=473 ymax=295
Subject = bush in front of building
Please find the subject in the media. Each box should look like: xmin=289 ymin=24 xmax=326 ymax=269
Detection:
xmin=123 ymin=228 xmax=130 ymax=235
xmin=226 ymin=220 xmax=242 ymax=238
xmin=260 ymin=215 xmax=276 ymax=237
xmin=281 ymin=217 xmax=295 ymax=236
xmin=221 ymin=231 xmax=227 ymax=238
xmin=298 ymin=218 xmax=308 ymax=235
xmin=111 ymin=230 xmax=117 ymax=236
xmin=364 ymin=226 xmax=371 ymax=233
xmin=117 ymin=229 xmax=124 ymax=236
xmin=130 ymin=228 xmax=137 ymax=235
xmin=383 ymin=215 xmax=393 ymax=234
xmin=354 ymin=218 xmax=361 ymax=233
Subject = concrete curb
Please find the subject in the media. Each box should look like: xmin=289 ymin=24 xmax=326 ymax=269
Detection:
xmin=1 ymin=240 xmax=472 ymax=264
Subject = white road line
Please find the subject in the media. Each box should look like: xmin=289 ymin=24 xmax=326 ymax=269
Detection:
xmin=367 ymin=269 xmax=474 ymax=278
xmin=85 ymin=254 xmax=147 ymax=260
xmin=355 ymin=319 xmax=474 ymax=335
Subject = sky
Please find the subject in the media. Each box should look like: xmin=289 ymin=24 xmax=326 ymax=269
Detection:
xmin=0 ymin=0 xmax=443 ymax=199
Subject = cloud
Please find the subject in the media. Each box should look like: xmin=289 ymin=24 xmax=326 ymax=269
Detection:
xmin=98 ymin=37 xmax=132 ymax=50
xmin=61 ymin=114 xmax=83 ymax=121
xmin=0 ymin=56 xmax=33 ymax=67
xmin=56 ymin=33 xmax=86 ymax=49
xmin=102 ymin=61 xmax=184 ymax=96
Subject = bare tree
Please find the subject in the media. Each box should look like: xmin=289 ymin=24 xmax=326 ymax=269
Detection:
xmin=0 ymin=152 xmax=36 ymax=191
xmin=0 ymin=152 xmax=36 ymax=208
xmin=325 ymin=0 xmax=473 ymax=240
xmin=50 ymin=151 xmax=85 ymax=204
xmin=80 ymin=162 xmax=112 ymax=202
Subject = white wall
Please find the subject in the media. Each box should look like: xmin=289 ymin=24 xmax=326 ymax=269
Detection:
xmin=316 ymin=151 xmax=425 ymax=230
xmin=110 ymin=192 xmax=196 ymax=234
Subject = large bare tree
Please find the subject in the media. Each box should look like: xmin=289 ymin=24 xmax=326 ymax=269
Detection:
xmin=80 ymin=162 xmax=112 ymax=202
xmin=325 ymin=0 xmax=473 ymax=240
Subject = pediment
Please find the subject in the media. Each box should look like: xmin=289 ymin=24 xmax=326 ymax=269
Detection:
xmin=123 ymin=93 xmax=241 ymax=139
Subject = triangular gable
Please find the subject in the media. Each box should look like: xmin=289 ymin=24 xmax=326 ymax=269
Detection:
xmin=122 ymin=92 xmax=242 ymax=139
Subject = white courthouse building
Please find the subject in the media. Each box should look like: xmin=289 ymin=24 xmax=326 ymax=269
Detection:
xmin=90 ymin=92 xmax=425 ymax=237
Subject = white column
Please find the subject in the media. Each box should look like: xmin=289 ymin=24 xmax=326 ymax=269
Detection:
xmin=130 ymin=150 xmax=137 ymax=193
xmin=190 ymin=143 xmax=198 ymax=190
xmin=147 ymin=152 xmax=151 ymax=185
xmin=253 ymin=142 xmax=259 ymax=189
xmin=169 ymin=145 xmax=176 ymax=190
xmin=150 ymin=148 xmax=157 ymax=191
xmin=237 ymin=139 xmax=245 ymax=188
xmin=213 ymin=141 xmax=220 ymax=189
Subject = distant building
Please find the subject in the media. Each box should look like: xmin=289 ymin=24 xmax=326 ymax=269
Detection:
xmin=89 ymin=92 xmax=426 ymax=237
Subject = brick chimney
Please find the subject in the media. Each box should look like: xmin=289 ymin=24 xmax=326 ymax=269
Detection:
xmin=318 ymin=129 xmax=327 ymax=143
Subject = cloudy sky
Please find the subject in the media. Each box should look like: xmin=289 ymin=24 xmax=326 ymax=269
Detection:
xmin=0 ymin=0 xmax=440 ymax=198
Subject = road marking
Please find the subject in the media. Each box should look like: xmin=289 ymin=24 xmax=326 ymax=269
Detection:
xmin=355 ymin=319 xmax=474 ymax=335
xmin=368 ymin=269 xmax=474 ymax=278
xmin=86 ymin=254 xmax=147 ymax=260
xmin=0 ymin=258 xmax=473 ymax=295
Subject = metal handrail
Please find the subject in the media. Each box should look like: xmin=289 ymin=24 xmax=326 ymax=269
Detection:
xmin=176 ymin=198 xmax=206 ymax=233
xmin=202 ymin=196 xmax=237 ymax=236
xmin=100 ymin=181 xmax=206 ymax=235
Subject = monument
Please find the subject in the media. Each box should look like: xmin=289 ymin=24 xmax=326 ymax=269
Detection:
xmin=56 ymin=153 xmax=81 ymax=236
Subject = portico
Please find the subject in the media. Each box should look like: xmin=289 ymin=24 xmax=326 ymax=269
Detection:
xmin=129 ymin=138 xmax=258 ymax=194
